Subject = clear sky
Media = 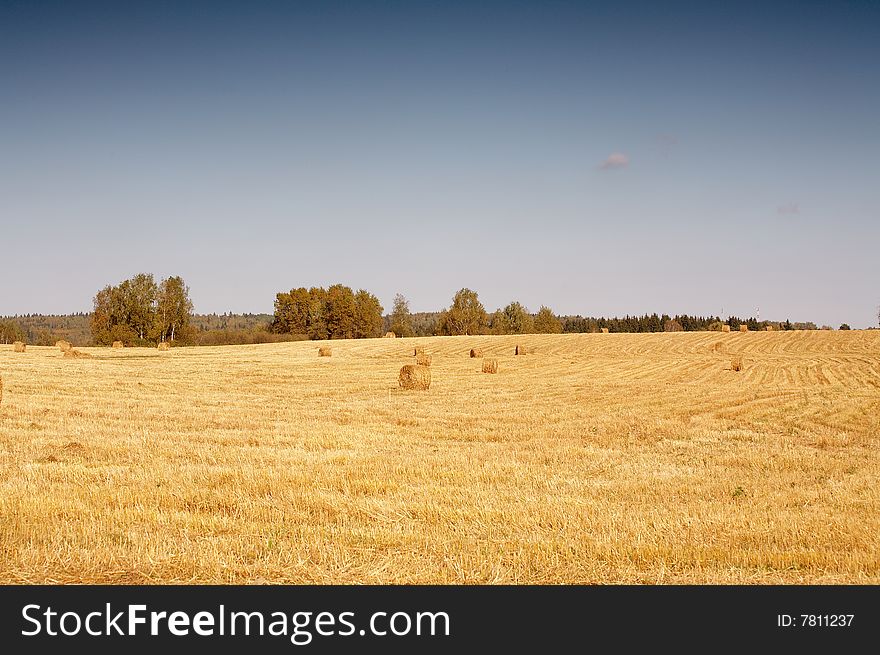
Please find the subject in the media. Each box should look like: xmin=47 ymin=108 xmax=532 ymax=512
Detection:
xmin=1 ymin=0 xmax=878 ymax=327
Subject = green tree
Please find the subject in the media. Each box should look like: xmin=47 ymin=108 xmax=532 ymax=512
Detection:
xmin=325 ymin=284 xmax=357 ymax=339
xmin=123 ymin=273 xmax=159 ymax=341
xmin=154 ymin=276 xmax=194 ymax=343
xmin=0 ymin=319 xmax=25 ymax=344
xmin=307 ymin=287 xmax=329 ymax=340
xmin=438 ymin=288 xmax=487 ymax=336
xmin=839 ymin=323 xmax=851 ymax=330
xmin=501 ymin=301 xmax=533 ymax=334
xmin=353 ymin=289 xmax=383 ymax=338
xmin=389 ymin=294 xmax=414 ymax=337
xmin=272 ymin=287 xmax=310 ymax=335
xmin=534 ymin=306 xmax=562 ymax=333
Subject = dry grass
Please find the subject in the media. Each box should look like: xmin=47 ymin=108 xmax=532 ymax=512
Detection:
xmin=63 ymin=349 xmax=93 ymax=360
xmin=482 ymin=358 xmax=498 ymax=374
xmin=1 ymin=331 xmax=878 ymax=584
xmin=415 ymin=353 xmax=432 ymax=367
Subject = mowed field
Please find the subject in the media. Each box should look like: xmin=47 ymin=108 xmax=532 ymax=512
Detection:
xmin=1 ymin=331 xmax=878 ymax=584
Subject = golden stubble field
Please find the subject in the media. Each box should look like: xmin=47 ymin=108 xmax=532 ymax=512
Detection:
xmin=1 ymin=331 xmax=878 ymax=584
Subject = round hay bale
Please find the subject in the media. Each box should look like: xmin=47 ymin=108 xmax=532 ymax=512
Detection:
xmin=739 ymin=325 xmax=749 ymax=332
xmin=765 ymin=326 xmax=774 ymax=331
xmin=398 ymin=364 xmax=431 ymax=390
xmin=112 ymin=341 xmax=124 ymax=349
xmin=413 ymin=346 xmax=425 ymax=356
xmin=384 ymin=331 xmax=396 ymax=338
xmin=515 ymin=345 xmax=534 ymax=355
xmin=600 ymin=327 xmax=609 ymax=333
xmin=482 ymin=358 xmax=498 ymax=374
xmin=721 ymin=324 xmax=731 ymax=333
xmin=415 ymin=352 xmax=432 ymax=367
xmin=56 ymin=340 xmax=72 ymax=352
xmin=13 ymin=341 xmax=26 ymax=353
xmin=157 ymin=342 xmax=171 ymax=351
xmin=63 ymin=349 xmax=93 ymax=359
xmin=469 ymin=348 xmax=483 ymax=358
xmin=731 ymin=356 xmax=744 ymax=372
xmin=710 ymin=342 xmax=725 ymax=353
xmin=318 ymin=346 xmax=332 ymax=357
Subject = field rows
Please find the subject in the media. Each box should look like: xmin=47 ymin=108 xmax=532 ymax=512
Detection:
xmin=1 ymin=331 xmax=878 ymax=583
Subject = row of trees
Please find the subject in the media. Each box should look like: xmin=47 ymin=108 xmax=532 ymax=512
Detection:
xmin=91 ymin=274 xmax=193 ymax=346
xmin=271 ymin=285 xmax=384 ymax=340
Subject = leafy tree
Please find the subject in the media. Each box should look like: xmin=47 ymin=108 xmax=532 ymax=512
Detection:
xmin=272 ymin=287 xmax=311 ymax=335
xmin=533 ymin=306 xmax=562 ymax=334
xmin=307 ymin=287 xmax=329 ymax=340
xmin=839 ymin=323 xmax=851 ymax=330
xmin=353 ymin=289 xmax=383 ymax=338
xmin=0 ymin=319 xmax=25 ymax=344
xmin=663 ymin=318 xmax=683 ymax=332
xmin=500 ymin=301 xmax=534 ymax=334
xmin=325 ymin=284 xmax=357 ymax=339
xmin=90 ymin=273 xmax=190 ymax=345
xmin=438 ymin=288 xmax=487 ymax=336
xmin=389 ymin=293 xmax=414 ymax=338
xmin=154 ymin=276 xmax=193 ymax=343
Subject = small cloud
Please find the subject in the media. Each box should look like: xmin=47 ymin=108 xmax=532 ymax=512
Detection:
xmin=600 ymin=152 xmax=629 ymax=170
xmin=777 ymin=202 xmax=799 ymax=216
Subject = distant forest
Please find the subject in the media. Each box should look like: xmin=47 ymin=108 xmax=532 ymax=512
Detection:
xmin=1 ymin=310 xmax=830 ymax=347
xmin=0 ymin=277 xmax=851 ymax=347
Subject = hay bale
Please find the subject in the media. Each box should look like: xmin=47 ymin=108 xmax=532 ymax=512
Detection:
xmin=0 ymin=373 xmax=3 ymax=405
xmin=482 ymin=358 xmax=498 ymax=374
xmin=600 ymin=327 xmax=609 ymax=333
xmin=731 ymin=356 xmax=744 ymax=372
xmin=515 ymin=345 xmax=534 ymax=355
xmin=413 ymin=346 xmax=425 ymax=356
xmin=13 ymin=341 xmax=26 ymax=353
xmin=469 ymin=348 xmax=483 ymax=358
xmin=56 ymin=340 xmax=72 ymax=352
xmin=711 ymin=342 xmax=725 ymax=353
xmin=63 ymin=349 xmax=93 ymax=359
xmin=112 ymin=341 xmax=124 ymax=349
xmin=415 ymin=353 xmax=432 ymax=367
xmin=765 ymin=326 xmax=774 ymax=331
xmin=721 ymin=324 xmax=731 ymax=333
xmin=398 ymin=364 xmax=431 ymax=390
xmin=384 ymin=331 xmax=396 ymax=338
xmin=157 ymin=342 xmax=171 ymax=351
xmin=739 ymin=325 xmax=749 ymax=332
xmin=318 ymin=346 xmax=332 ymax=357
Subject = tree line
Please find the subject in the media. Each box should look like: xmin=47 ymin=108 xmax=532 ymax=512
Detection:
xmin=1 ymin=281 xmax=866 ymax=347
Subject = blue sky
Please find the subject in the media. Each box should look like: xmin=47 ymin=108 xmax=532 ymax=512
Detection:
xmin=1 ymin=0 xmax=878 ymax=326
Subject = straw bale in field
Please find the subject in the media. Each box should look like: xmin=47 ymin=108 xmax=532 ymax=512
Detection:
xmin=399 ymin=364 xmax=431 ymax=390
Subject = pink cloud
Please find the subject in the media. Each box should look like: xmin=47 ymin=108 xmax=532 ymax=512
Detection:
xmin=600 ymin=152 xmax=629 ymax=170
